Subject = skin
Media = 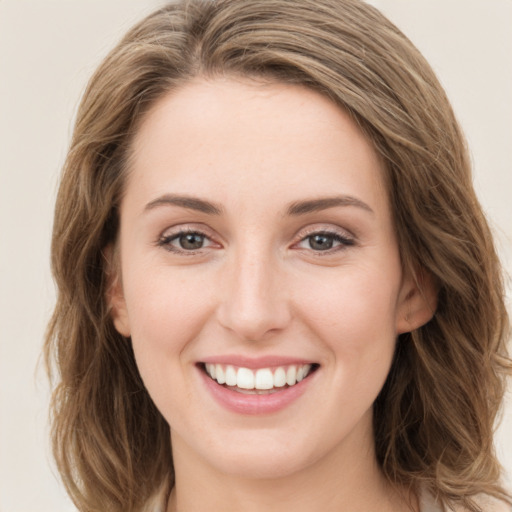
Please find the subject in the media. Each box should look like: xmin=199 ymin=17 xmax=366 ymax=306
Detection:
xmin=110 ymin=77 xmax=434 ymax=511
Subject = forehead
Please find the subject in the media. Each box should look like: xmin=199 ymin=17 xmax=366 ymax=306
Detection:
xmin=133 ymin=77 xmax=368 ymax=153
xmin=127 ymin=77 xmax=389 ymax=216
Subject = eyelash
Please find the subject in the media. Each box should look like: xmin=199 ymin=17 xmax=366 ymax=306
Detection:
xmin=156 ymin=227 xmax=355 ymax=255
xmin=294 ymin=229 xmax=355 ymax=254
xmin=157 ymin=228 xmax=217 ymax=255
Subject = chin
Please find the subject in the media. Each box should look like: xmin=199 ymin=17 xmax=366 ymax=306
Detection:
xmin=187 ymin=428 xmax=328 ymax=481
xmin=212 ymin=448 xmax=315 ymax=481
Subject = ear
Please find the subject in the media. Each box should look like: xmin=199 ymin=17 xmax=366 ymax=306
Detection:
xmin=103 ymin=244 xmax=131 ymax=338
xmin=395 ymin=266 xmax=437 ymax=334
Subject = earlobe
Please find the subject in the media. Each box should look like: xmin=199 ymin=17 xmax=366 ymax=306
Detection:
xmin=103 ymin=244 xmax=131 ymax=338
xmin=395 ymin=267 xmax=438 ymax=334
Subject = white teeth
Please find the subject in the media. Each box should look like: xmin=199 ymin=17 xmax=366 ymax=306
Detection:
xmin=273 ymin=367 xmax=287 ymax=387
xmin=237 ymin=367 xmax=255 ymax=389
xmin=216 ymin=365 xmax=226 ymax=385
xmin=255 ymin=368 xmax=273 ymax=390
xmin=205 ymin=363 xmax=314 ymax=390
xmin=225 ymin=365 xmax=237 ymax=386
xmin=286 ymin=366 xmax=297 ymax=386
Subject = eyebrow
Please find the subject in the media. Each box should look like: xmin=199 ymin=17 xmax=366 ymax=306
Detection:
xmin=286 ymin=196 xmax=374 ymax=216
xmin=144 ymin=194 xmax=223 ymax=215
xmin=144 ymin=193 xmax=373 ymax=217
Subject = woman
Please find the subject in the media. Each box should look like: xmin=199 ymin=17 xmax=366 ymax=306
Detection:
xmin=45 ymin=0 xmax=511 ymax=511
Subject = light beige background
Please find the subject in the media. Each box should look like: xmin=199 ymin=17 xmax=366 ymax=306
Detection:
xmin=0 ymin=1 xmax=510 ymax=510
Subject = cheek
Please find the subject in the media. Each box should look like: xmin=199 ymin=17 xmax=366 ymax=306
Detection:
xmin=297 ymin=264 xmax=400 ymax=382
xmin=124 ymin=281 xmax=210 ymax=426
xmin=124 ymin=262 xmax=211 ymax=338
xmin=122 ymin=267 xmax=214 ymax=391
xmin=300 ymin=264 xmax=400 ymax=338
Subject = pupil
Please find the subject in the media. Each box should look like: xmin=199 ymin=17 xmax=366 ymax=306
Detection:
xmin=310 ymin=234 xmax=333 ymax=251
xmin=180 ymin=233 xmax=204 ymax=250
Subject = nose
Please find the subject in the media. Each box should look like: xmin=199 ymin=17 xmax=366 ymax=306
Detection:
xmin=216 ymin=247 xmax=292 ymax=342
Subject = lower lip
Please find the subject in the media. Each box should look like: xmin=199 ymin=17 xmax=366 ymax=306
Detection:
xmin=199 ymin=367 xmax=315 ymax=415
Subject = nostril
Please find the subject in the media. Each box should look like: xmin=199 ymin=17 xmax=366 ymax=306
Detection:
xmin=215 ymin=269 xmax=292 ymax=341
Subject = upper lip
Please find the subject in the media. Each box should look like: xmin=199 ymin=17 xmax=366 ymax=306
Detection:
xmin=200 ymin=355 xmax=317 ymax=369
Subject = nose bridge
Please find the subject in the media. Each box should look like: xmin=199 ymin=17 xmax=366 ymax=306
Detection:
xmin=217 ymin=239 xmax=291 ymax=341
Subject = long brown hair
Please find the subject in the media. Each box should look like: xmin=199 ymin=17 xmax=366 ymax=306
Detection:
xmin=45 ymin=1 xmax=511 ymax=510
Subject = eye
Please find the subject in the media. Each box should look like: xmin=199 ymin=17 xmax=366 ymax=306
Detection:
xmin=157 ymin=229 xmax=217 ymax=253
xmin=296 ymin=231 xmax=354 ymax=252
xmin=175 ymin=232 xmax=207 ymax=250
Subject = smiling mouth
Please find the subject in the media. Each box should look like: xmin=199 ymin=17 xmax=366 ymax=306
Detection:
xmin=201 ymin=363 xmax=319 ymax=395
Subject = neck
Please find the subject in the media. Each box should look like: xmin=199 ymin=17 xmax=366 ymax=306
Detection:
xmin=166 ymin=421 xmax=418 ymax=512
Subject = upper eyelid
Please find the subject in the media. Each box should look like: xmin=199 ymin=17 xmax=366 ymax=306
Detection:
xmin=294 ymin=231 xmax=354 ymax=250
xmin=294 ymin=223 xmax=355 ymax=241
xmin=159 ymin=223 xmax=216 ymax=238
xmin=156 ymin=223 xmax=356 ymax=247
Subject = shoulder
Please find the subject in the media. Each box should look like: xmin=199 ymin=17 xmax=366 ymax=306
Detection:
xmin=451 ymin=495 xmax=512 ymax=512
xmin=419 ymin=489 xmax=511 ymax=512
xmin=140 ymin=478 xmax=170 ymax=512
xmin=471 ymin=495 xmax=512 ymax=512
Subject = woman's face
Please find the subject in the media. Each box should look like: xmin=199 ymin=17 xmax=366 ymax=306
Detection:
xmin=111 ymin=78 xmax=430 ymax=479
